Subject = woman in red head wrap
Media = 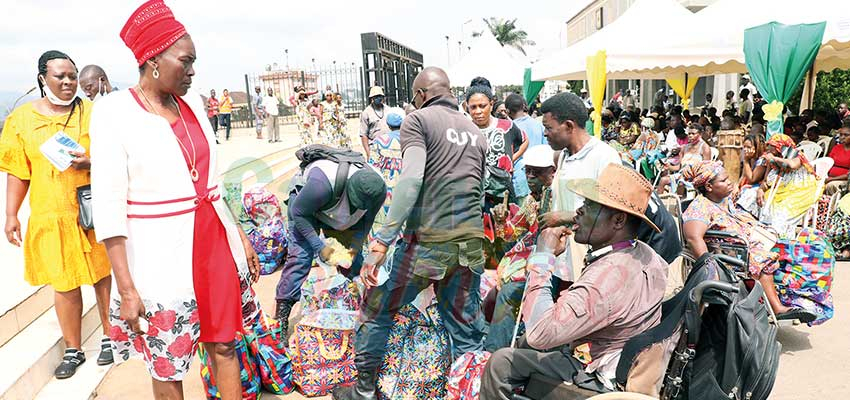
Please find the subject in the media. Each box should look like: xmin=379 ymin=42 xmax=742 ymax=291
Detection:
xmin=90 ymin=1 xmax=259 ymax=398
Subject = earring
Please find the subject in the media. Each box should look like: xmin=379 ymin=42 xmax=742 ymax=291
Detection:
xmin=152 ymin=65 xmax=160 ymax=79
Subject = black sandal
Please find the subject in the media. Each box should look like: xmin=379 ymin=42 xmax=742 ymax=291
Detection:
xmin=97 ymin=338 xmax=114 ymax=366
xmin=776 ymin=308 xmax=817 ymax=323
xmin=55 ymin=348 xmax=86 ymax=379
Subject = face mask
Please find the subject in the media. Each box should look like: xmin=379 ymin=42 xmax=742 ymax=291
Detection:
xmin=41 ymin=78 xmax=74 ymax=106
xmin=373 ymin=97 xmax=383 ymax=106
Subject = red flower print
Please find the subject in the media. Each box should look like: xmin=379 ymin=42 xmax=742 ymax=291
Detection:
xmin=109 ymin=325 xmax=128 ymax=342
xmin=153 ymin=356 xmax=176 ymax=378
xmin=148 ymin=326 xmax=159 ymax=337
xmin=133 ymin=335 xmax=145 ymax=353
xmin=149 ymin=310 xmax=177 ymax=331
xmin=189 ymin=309 xmax=200 ymax=324
xmin=167 ymin=334 xmax=194 ymax=358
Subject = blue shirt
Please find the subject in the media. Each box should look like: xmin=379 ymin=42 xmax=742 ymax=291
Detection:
xmin=511 ymin=115 xmax=547 ymax=198
xmin=512 ymin=115 xmax=547 ymax=150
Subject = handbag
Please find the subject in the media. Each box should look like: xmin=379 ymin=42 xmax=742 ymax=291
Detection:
xmin=244 ymin=313 xmax=294 ymax=394
xmin=447 ymin=351 xmax=492 ymax=400
xmin=289 ymin=324 xmax=357 ymax=397
xmin=289 ymin=264 xmax=360 ymax=397
xmin=76 ymin=184 xmax=93 ymax=230
xmin=198 ymin=330 xmax=262 ymax=400
xmin=377 ymin=303 xmax=451 ymax=400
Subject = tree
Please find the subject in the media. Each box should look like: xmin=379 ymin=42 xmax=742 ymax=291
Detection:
xmin=475 ymin=18 xmax=536 ymax=56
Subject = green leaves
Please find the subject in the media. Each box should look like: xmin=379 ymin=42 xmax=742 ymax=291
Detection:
xmin=482 ymin=17 xmax=536 ymax=56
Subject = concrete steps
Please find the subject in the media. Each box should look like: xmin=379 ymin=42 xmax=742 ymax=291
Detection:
xmin=0 ymin=290 xmax=99 ymax=400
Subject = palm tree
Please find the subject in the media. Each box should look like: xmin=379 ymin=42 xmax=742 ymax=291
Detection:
xmin=475 ymin=18 xmax=536 ymax=55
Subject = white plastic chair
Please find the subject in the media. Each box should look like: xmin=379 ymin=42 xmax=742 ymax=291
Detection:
xmin=817 ymin=136 xmax=834 ymax=156
xmin=797 ymin=140 xmax=818 ymax=147
xmin=811 ymin=157 xmax=835 ymax=180
xmin=710 ymin=147 xmax=719 ymax=161
xmin=799 ymin=142 xmax=824 ymax=162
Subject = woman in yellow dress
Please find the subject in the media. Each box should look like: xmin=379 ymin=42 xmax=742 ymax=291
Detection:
xmin=0 ymin=51 xmax=113 ymax=379
xmin=756 ymin=134 xmax=822 ymax=238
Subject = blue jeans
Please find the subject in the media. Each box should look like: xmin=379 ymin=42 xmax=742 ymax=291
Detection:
xmin=484 ymin=280 xmax=525 ymax=352
xmin=219 ymin=113 xmax=231 ymax=139
xmin=354 ymin=237 xmax=487 ymax=372
xmin=275 ymin=220 xmax=364 ymax=302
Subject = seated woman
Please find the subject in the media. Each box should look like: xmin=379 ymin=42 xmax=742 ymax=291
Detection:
xmin=754 ymin=134 xmax=822 ymax=238
xmin=682 ymin=161 xmax=816 ymax=322
xmin=630 ymin=117 xmax=661 ymax=160
xmin=657 ymin=123 xmax=712 ymax=194
xmin=736 ymin=132 xmax=768 ymax=216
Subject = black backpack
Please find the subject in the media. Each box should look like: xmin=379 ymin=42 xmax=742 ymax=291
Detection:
xmin=665 ymin=255 xmax=781 ymax=400
xmin=287 ymin=145 xmax=368 ymax=209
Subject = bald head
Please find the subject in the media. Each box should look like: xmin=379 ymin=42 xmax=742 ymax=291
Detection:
xmin=79 ymin=64 xmax=112 ymax=100
xmin=411 ymin=67 xmax=451 ymax=108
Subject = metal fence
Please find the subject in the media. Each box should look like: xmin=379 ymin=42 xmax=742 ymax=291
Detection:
xmin=244 ymin=63 xmax=366 ymax=124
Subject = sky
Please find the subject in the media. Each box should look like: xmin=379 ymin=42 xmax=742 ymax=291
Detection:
xmin=1 ymin=0 xmax=593 ymax=103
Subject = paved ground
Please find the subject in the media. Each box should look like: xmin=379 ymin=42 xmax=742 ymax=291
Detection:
xmin=95 ymin=122 xmax=849 ymax=399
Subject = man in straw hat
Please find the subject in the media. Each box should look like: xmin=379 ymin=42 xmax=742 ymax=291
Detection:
xmin=359 ymin=86 xmax=389 ymax=161
xmin=481 ymin=163 xmax=669 ymax=398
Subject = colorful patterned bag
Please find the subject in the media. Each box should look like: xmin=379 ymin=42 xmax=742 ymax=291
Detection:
xmin=243 ymin=186 xmax=288 ymax=275
xmin=377 ymin=303 xmax=452 ymax=400
xmin=289 ymin=265 xmax=360 ymax=396
xmin=288 ymin=324 xmax=357 ymax=396
xmin=244 ymin=313 xmax=294 ymax=394
xmin=198 ymin=331 xmax=262 ymax=400
xmin=772 ymin=228 xmax=835 ymax=325
xmin=447 ymin=350 xmax=492 ymax=400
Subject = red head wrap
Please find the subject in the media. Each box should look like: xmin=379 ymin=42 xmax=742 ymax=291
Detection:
xmin=120 ymin=0 xmax=187 ymax=66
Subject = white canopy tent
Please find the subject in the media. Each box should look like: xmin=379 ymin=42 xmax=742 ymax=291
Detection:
xmin=447 ymin=31 xmax=528 ymax=87
xmin=531 ymin=0 xmax=695 ymax=81
xmin=608 ymin=0 xmax=850 ymax=78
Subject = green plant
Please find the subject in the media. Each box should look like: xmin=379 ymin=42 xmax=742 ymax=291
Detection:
xmin=476 ymin=18 xmax=536 ymax=55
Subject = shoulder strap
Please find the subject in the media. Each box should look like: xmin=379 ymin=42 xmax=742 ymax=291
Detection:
xmin=332 ymin=161 xmax=350 ymax=207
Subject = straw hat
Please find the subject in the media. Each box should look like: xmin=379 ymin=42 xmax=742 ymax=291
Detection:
xmin=565 ymin=163 xmax=659 ymax=232
xmin=368 ymin=86 xmax=385 ymax=98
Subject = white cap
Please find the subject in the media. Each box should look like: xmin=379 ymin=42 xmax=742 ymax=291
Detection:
xmin=580 ymin=88 xmax=588 ymax=93
xmin=524 ymin=145 xmax=555 ymax=168
xmin=742 ymin=74 xmax=751 ymax=80
xmin=807 ymin=120 xmax=819 ymax=130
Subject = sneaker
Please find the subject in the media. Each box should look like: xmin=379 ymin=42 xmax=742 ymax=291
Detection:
xmin=97 ymin=337 xmax=114 ymax=366
xmin=55 ymin=348 xmax=86 ymax=379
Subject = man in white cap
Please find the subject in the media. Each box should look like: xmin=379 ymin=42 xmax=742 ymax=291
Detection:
xmin=579 ymin=87 xmax=592 ymax=109
xmin=485 ymin=144 xmax=558 ymax=351
xmin=359 ymin=86 xmax=389 ymax=161
xmin=739 ymin=74 xmax=758 ymax=102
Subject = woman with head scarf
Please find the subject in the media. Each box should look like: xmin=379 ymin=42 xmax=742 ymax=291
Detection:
xmin=682 ymin=161 xmax=816 ymax=323
xmin=1 ymin=51 xmax=114 ymax=379
xmin=332 ymin=93 xmax=350 ymax=149
xmin=318 ymin=91 xmax=336 ymax=145
xmin=753 ymin=134 xmax=822 ymax=238
xmin=90 ymin=1 xmax=260 ymax=397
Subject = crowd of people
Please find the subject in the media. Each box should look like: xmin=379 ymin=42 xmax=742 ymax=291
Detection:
xmin=0 ymin=1 xmax=845 ymax=399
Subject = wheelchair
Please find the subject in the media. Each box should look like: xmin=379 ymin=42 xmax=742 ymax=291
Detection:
xmin=514 ymin=253 xmax=748 ymax=400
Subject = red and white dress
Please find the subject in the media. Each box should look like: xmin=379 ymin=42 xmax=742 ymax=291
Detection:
xmin=90 ymin=89 xmax=253 ymax=381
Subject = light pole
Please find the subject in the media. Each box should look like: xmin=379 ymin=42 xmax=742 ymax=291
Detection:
xmin=458 ymin=41 xmax=462 ymax=60
xmin=445 ymin=35 xmax=451 ymax=66
xmin=461 ymin=19 xmax=473 ymax=57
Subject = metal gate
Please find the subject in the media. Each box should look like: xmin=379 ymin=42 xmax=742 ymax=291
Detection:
xmin=245 ymin=63 xmax=366 ymax=122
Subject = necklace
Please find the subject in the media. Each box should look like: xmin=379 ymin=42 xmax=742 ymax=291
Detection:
xmin=373 ymin=105 xmax=384 ymax=119
xmin=137 ymin=86 xmax=200 ymax=182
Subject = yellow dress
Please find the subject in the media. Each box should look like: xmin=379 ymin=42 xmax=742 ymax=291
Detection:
xmin=0 ymin=101 xmax=110 ymax=292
